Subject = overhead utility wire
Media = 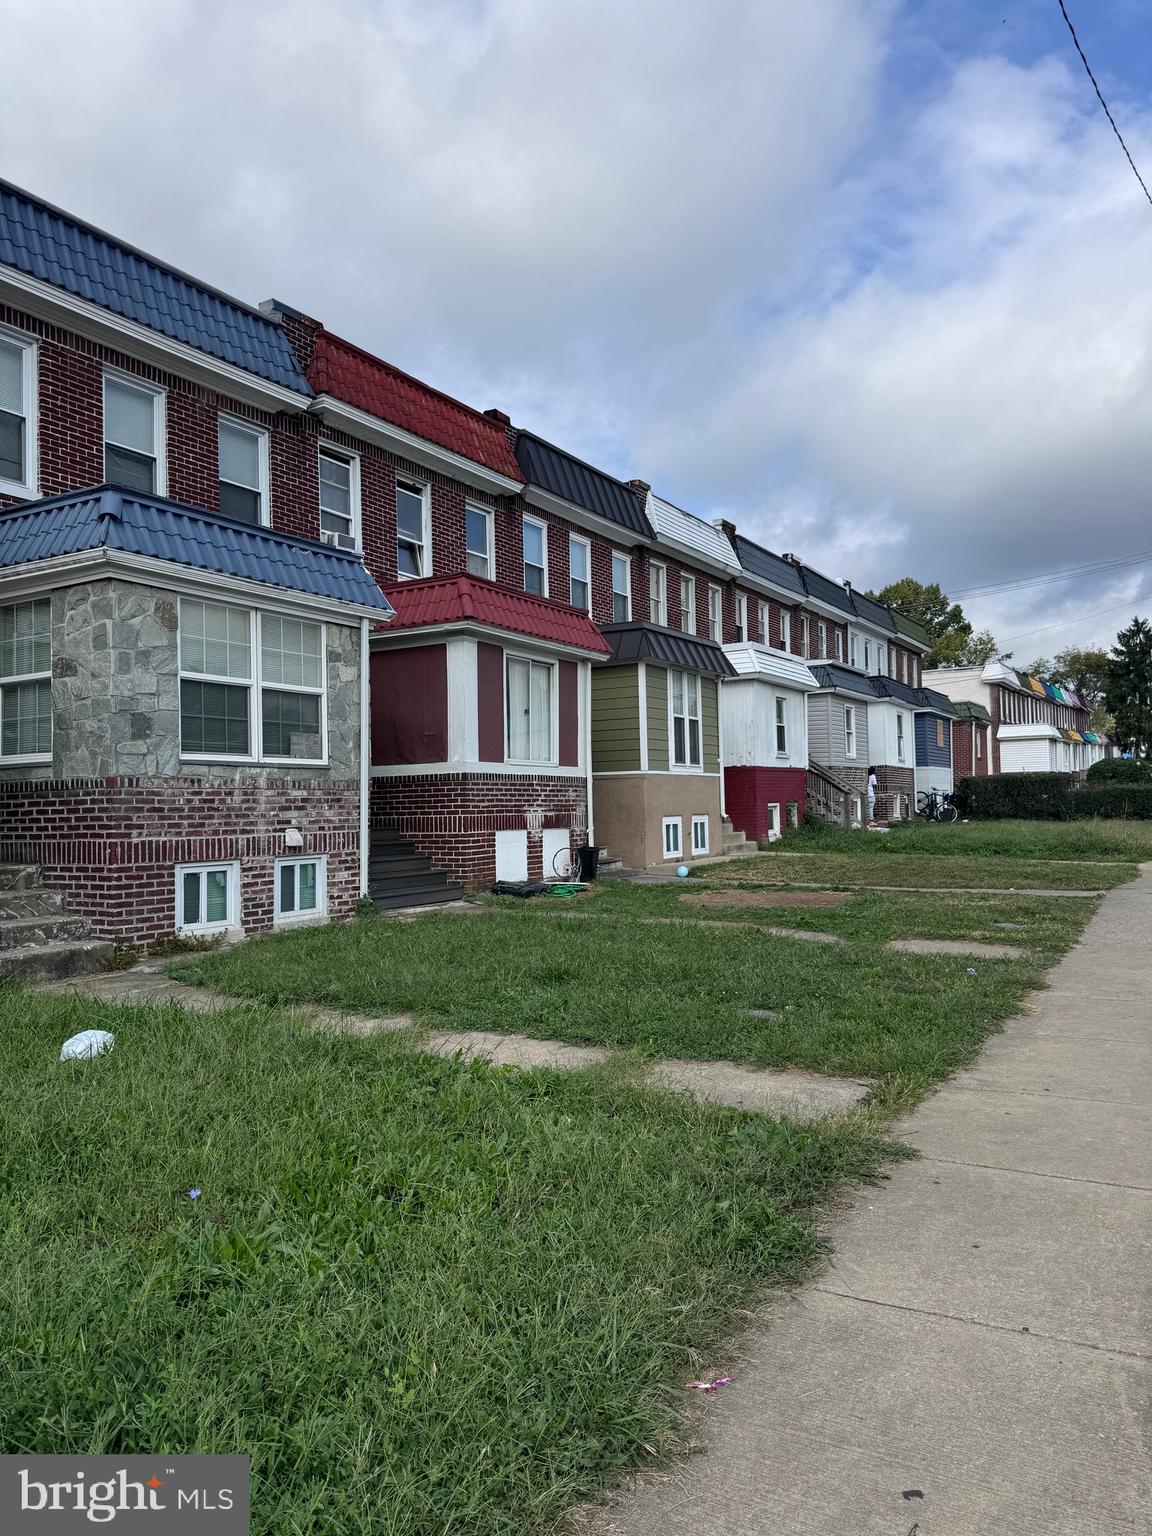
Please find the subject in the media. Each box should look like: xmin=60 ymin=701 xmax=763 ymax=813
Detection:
xmin=1058 ymin=0 xmax=1152 ymax=206
xmin=999 ymin=598 xmax=1143 ymax=645
xmin=952 ymin=548 xmax=1152 ymax=600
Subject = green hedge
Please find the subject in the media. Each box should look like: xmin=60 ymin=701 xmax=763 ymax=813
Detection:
xmin=955 ymin=773 xmax=1074 ymax=820
xmin=1071 ymin=785 xmax=1152 ymax=819
xmin=1085 ymin=756 xmax=1151 ymax=785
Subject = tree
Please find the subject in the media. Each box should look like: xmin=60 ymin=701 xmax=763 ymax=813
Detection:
xmin=865 ymin=578 xmax=1002 ymax=669
xmin=1026 ymin=647 xmax=1113 ymax=732
xmin=1105 ymin=618 xmax=1152 ymax=758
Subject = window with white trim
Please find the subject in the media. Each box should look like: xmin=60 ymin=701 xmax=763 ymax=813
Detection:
xmin=935 ymin=718 xmax=946 ymax=749
xmin=889 ymin=645 xmax=898 ymax=678
xmin=662 ymin=817 xmax=682 ymax=859
xmin=0 ymin=598 xmax=51 ymax=760
xmin=611 ymin=552 xmax=631 ymax=622
xmin=844 ymin=703 xmax=857 ymax=758
xmin=766 ymin=803 xmax=781 ymax=836
xmin=707 ymin=584 xmax=722 ymax=642
xmin=781 ymin=608 xmax=791 ymax=651
xmin=734 ymin=593 xmax=747 ymax=642
xmin=466 ymin=504 xmax=493 ymax=579
xmin=569 ymin=534 xmax=590 ymax=609
xmin=680 ymin=574 xmax=696 ymax=633
xmin=218 ymin=417 xmax=268 ymax=524
xmin=397 ymin=480 xmax=430 ymax=577
xmin=864 ymin=638 xmax=873 ymax=674
xmin=319 ymin=447 xmax=360 ymax=550
xmin=756 ymin=601 xmax=767 ymax=644
xmin=276 ymin=856 xmax=326 ymax=922
xmin=834 ymin=630 xmax=843 ymax=661
xmin=691 ymin=815 xmax=709 ymax=854
xmin=523 ymin=517 xmax=547 ymax=595
xmin=976 ymin=727 xmax=983 ymax=760
xmin=775 ymin=695 xmax=787 ymax=755
xmin=0 ymin=329 xmax=36 ymax=496
xmin=670 ymin=669 xmax=702 ymax=768
xmin=178 ymin=600 xmax=326 ymax=762
xmin=896 ymin=711 xmax=906 ymax=760
xmin=104 ymin=373 xmax=163 ymax=494
xmin=506 ymin=655 xmax=554 ymax=763
xmin=649 ymin=561 xmax=667 ymax=626
xmin=801 ymin=614 xmax=810 ymax=657
xmin=848 ymin=630 xmax=860 ymax=669
xmin=176 ymin=862 xmax=238 ymax=935
xmin=817 ymin=621 xmax=828 ymax=658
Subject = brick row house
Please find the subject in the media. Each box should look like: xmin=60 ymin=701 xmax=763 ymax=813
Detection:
xmin=924 ymin=660 xmax=1108 ymax=775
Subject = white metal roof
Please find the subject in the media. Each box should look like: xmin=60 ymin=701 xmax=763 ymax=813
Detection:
xmin=722 ymin=642 xmax=820 ymax=690
xmin=646 ymin=494 xmax=742 ymax=574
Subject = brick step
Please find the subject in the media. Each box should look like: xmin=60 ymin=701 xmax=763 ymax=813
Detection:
xmin=370 ymin=885 xmax=467 ymax=911
xmin=0 ymin=889 xmax=65 ymax=918
xmin=0 ymin=914 xmax=92 ymax=951
xmin=0 ymin=939 xmax=117 ymax=982
xmin=0 ymin=865 xmax=41 ymax=892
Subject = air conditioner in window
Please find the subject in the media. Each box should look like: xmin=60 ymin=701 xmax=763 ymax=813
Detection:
xmin=321 ymin=530 xmax=358 ymax=551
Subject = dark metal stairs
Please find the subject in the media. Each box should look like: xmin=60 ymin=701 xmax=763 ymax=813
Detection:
xmin=367 ymin=827 xmax=466 ymax=911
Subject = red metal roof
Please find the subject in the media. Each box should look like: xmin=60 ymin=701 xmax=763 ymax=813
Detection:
xmin=310 ymin=331 xmax=523 ymax=482
xmin=378 ymin=575 xmax=611 ymax=655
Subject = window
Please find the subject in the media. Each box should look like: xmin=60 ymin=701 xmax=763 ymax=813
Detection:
xmin=506 ymin=655 xmax=554 ymax=763
xmin=522 ymin=517 xmax=547 ymax=595
xmin=319 ymin=447 xmax=360 ymax=549
xmin=397 ymin=481 xmax=430 ymax=577
xmin=897 ymin=712 xmax=906 ymax=761
xmin=0 ymin=330 xmax=36 ymax=495
xmin=935 ymin=718 xmax=946 ymax=750
xmin=276 ymin=857 xmax=326 ymax=922
xmin=176 ymin=862 xmax=238 ymax=935
xmin=834 ymin=630 xmax=843 ymax=661
xmin=104 ymin=373 xmax=162 ymax=493
xmin=889 ymin=646 xmax=898 ymax=679
xmin=844 ymin=703 xmax=857 ymax=758
xmin=662 ymin=817 xmax=682 ymax=859
xmin=218 ymin=417 xmax=267 ymax=524
xmin=649 ymin=561 xmax=668 ymax=626
xmin=670 ymin=669 xmax=702 ymax=768
xmin=734 ymin=593 xmax=747 ymax=642
xmin=801 ymin=615 xmax=810 ymax=657
xmin=781 ymin=609 xmax=791 ymax=651
xmin=0 ymin=598 xmax=51 ymax=760
xmin=707 ymin=585 xmax=722 ymax=642
xmin=691 ymin=815 xmax=709 ymax=854
xmin=680 ymin=574 xmax=696 ymax=633
xmin=569 ymin=535 xmax=590 ymax=609
xmin=466 ymin=505 xmax=493 ymax=578
xmin=848 ymin=630 xmax=860 ymax=669
xmin=179 ymin=600 xmax=326 ymax=762
xmin=775 ymin=696 xmax=787 ymax=755
xmin=817 ymin=621 xmax=828 ymax=658
xmin=864 ymin=638 xmax=873 ymax=674
xmin=757 ymin=601 xmax=767 ymax=644
xmin=766 ymin=803 xmax=781 ymax=836
xmin=976 ymin=728 xmax=983 ymax=760
xmin=611 ymin=552 xmax=631 ymax=622
xmin=901 ymin=653 xmax=908 ymax=684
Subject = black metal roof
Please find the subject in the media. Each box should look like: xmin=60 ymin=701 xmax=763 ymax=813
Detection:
xmin=808 ymin=664 xmax=878 ymax=698
xmin=514 ymin=432 xmax=653 ymax=536
xmin=869 ymin=676 xmax=958 ymax=716
xmin=849 ymin=589 xmax=896 ymax=632
xmin=598 ymin=623 xmax=736 ymax=676
xmin=731 ymin=534 xmax=806 ymax=598
xmin=798 ymin=564 xmax=856 ymax=616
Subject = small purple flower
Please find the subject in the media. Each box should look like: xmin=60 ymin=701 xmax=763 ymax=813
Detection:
xmin=188 ymin=1188 xmax=201 ymax=1200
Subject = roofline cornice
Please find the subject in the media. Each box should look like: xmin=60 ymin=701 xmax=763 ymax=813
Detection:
xmin=312 ymin=395 xmax=524 ymax=495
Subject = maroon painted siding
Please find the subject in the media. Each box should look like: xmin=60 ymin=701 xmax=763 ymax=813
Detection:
xmin=477 ymin=642 xmax=505 ymax=762
xmin=724 ymin=766 xmax=807 ymax=842
xmin=370 ymin=645 xmax=448 ymax=764
xmin=558 ymin=660 xmax=579 ymax=766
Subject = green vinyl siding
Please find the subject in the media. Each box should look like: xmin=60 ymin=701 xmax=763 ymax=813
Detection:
xmin=701 ymin=676 xmax=719 ymax=773
xmin=591 ymin=667 xmax=641 ymax=772
xmin=646 ymin=665 xmax=669 ymax=772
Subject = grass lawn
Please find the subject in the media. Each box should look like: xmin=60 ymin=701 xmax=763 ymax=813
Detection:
xmin=698 ymin=849 xmax=1133 ymax=891
xmin=0 ymin=988 xmax=898 ymax=1536
xmin=755 ymin=817 xmax=1152 ymax=862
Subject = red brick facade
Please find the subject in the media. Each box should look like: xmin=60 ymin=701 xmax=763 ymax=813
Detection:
xmin=952 ymin=719 xmax=992 ymax=779
xmin=723 ymin=766 xmax=807 ymax=843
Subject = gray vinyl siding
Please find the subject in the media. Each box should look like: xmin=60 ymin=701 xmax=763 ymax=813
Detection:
xmin=808 ymin=693 xmax=869 ymax=768
xmin=591 ymin=667 xmax=641 ymax=772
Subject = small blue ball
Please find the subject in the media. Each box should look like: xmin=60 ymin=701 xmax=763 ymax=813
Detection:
xmin=677 ymin=864 xmax=690 ymax=878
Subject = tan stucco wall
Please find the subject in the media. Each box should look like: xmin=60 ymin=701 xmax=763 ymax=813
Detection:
xmin=592 ymin=773 xmax=723 ymax=869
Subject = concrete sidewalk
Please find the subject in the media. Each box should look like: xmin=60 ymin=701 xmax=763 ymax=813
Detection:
xmin=602 ymin=866 xmax=1152 ymax=1534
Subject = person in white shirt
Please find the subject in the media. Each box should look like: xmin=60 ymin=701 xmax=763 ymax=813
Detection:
xmin=867 ymin=767 xmax=879 ymax=824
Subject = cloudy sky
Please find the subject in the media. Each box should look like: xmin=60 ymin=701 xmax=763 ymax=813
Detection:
xmin=3 ymin=0 xmax=1150 ymax=657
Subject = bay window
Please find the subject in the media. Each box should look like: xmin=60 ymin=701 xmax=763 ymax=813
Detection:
xmin=505 ymin=655 xmax=554 ymax=763
xmin=0 ymin=598 xmax=51 ymax=760
xmin=104 ymin=373 xmax=163 ymax=493
xmin=0 ymin=330 xmax=36 ymax=496
xmin=670 ymin=668 xmax=701 ymax=768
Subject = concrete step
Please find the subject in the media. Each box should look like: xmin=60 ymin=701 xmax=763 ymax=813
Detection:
xmin=0 ymin=939 xmax=117 ymax=982
xmin=0 ymin=889 xmax=65 ymax=918
xmin=0 ymin=864 xmax=41 ymax=892
xmin=0 ymin=914 xmax=91 ymax=950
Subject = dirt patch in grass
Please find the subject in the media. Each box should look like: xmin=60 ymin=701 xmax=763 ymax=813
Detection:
xmin=681 ymin=890 xmax=853 ymax=911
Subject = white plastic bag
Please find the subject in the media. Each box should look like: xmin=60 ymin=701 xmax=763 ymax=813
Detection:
xmin=59 ymin=1029 xmax=115 ymax=1061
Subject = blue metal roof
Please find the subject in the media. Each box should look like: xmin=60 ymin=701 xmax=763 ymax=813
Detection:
xmin=0 ymin=486 xmax=392 ymax=612
xmin=514 ymin=432 xmax=653 ymax=536
xmin=0 ymin=181 xmax=310 ymax=395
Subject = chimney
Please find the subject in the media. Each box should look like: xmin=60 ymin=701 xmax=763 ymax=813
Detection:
xmin=483 ymin=409 xmax=512 ymax=425
xmin=713 ymin=518 xmax=738 ymax=548
xmin=842 ymin=578 xmax=852 ymax=591
xmin=260 ymin=298 xmax=321 ymax=371
xmin=628 ymin=479 xmax=651 ymax=497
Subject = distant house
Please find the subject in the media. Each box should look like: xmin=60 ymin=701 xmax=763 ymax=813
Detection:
xmin=951 ymin=701 xmax=992 ymax=779
xmin=924 ymin=661 xmax=1108 ymax=774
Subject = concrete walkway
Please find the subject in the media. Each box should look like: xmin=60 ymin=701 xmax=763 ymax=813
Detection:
xmin=599 ymin=866 xmax=1152 ymax=1535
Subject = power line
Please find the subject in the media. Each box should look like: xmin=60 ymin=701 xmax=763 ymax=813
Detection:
xmin=952 ymin=548 xmax=1152 ymax=599
xmin=1058 ymin=0 xmax=1152 ymax=207
xmin=999 ymin=598 xmax=1143 ymax=645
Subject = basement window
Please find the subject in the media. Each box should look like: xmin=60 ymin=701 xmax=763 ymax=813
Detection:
xmin=176 ymin=862 xmax=238 ymax=935
xmin=275 ymin=857 xmax=326 ymax=922
xmin=691 ymin=815 xmax=709 ymax=854
xmin=662 ymin=817 xmax=682 ymax=859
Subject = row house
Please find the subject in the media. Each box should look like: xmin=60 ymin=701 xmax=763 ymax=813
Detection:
xmin=923 ymin=660 xmax=1107 ymax=775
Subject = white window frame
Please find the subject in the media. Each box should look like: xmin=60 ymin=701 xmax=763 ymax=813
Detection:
xmin=175 ymin=861 xmax=240 ymax=937
xmin=396 ymin=477 xmax=431 ymax=579
xmin=465 ymin=502 xmax=494 ymax=579
xmin=680 ymin=574 xmax=696 ymax=633
xmin=801 ymin=614 xmax=810 ymax=657
xmin=274 ymin=855 xmax=328 ymax=925
xmin=817 ymin=621 xmax=828 ymax=658
xmin=734 ymin=593 xmax=747 ymax=643
xmin=649 ymin=560 xmax=668 ymax=627
xmin=896 ymin=711 xmax=906 ymax=761
xmin=0 ymin=325 xmax=38 ymax=499
xmin=318 ymin=444 xmax=362 ymax=551
xmin=103 ymin=369 xmax=166 ymax=495
xmin=781 ymin=608 xmax=791 ymax=651
xmin=775 ymin=695 xmax=788 ymax=757
xmin=669 ymin=668 xmax=703 ymax=770
xmin=0 ymin=595 xmax=52 ymax=764
xmin=901 ymin=653 xmax=909 ymax=684
xmin=568 ymin=533 xmax=591 ymax=610
xmin=691 ymin=815 xmax=709 ymax=855
xmin=765 ymin=803 xmax=781 ymax=836
xmin=848 ymin=630 xmax=860 ymax=669
xmin=522 ymin=515 xmax=548 ymax=597
xmin=611 ymin=551 xmax=631 ymax=623
xmin=834 ymin=630 xmax=843 ymax=661
xmin=662 ymin=816 xmax=683 ymax=860
xmin=864 ymin=638 xmax=873 ymax=674
xmin=217 ymin=414 xmax=270 ymax=526
xmin=976 ymin=728 xmax=983 ymax=761
xmin=756 ymin=601 xmax=767 ymax=644
xmin=504 ymin=651 xmax=557 ymax=766
xmin=707 ymin=584 xmax=722 ymax=642
xmin=844 ymin=703 xmax=857 ymax=758
xmin=177 ymin=597 xmax=328 ymax=766
xmin=890 ymin=645 xmax=898 ymax=679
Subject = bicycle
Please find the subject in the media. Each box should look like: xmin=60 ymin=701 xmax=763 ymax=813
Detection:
xmin=915 ymin=788 xmax=959 ymax=823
